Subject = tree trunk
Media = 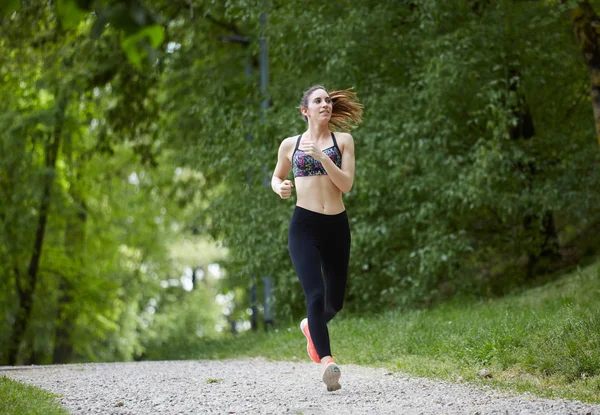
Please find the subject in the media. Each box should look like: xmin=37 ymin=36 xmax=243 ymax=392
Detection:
xmin=52 ymin=289 xmax=74 ymax=364
xmin=567 ymin=0 xmax=600 ymax=149
xmin=53 ymin=128 xmax=88 ymax=364
xmin=7 ymin=94 xmax=66 ymax=365
xmin=53 ymin=203 xmax=86 ymax=363
xmin=507 ymin=68 xmax=561 ymax=279
xmin=524 ymin=212 xmax=560 ymax=280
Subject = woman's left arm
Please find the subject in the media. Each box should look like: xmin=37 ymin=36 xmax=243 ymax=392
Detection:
xmin=316 ymin=133 xmax=355 ymax=194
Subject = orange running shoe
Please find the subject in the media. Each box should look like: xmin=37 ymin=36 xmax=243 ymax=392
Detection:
xmin=322 ymin=358 xmax=341 ymax=392
xmin=300 ymin=318 xmax=321 ymax=363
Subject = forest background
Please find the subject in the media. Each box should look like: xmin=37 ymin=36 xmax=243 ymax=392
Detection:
xmin=2 ymin=0 xmax=600 ymax=366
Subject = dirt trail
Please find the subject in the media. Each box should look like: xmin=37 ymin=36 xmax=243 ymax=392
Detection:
xmin=2 ymin=358 xmax=599 ymax=414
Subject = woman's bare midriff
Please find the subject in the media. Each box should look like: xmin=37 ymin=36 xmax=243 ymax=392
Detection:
xmin=295 ymin=175 xmax=345 ymax=215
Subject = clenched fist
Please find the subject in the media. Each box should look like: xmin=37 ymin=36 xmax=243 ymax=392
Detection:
xmin=278 ymin=180 xmax=294 ymax=199
xmin=299 ymin=140 xmax=325 ymax=163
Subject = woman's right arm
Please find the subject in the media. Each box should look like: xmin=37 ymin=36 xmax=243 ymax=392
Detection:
xmin=271 ymin=138 xmax=294 ymax=199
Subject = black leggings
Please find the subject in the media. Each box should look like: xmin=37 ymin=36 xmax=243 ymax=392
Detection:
xmin=288 ymin=206 xmax=351 ymax=358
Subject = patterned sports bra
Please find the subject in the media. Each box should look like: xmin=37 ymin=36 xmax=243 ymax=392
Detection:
xmin=292 ymin=132 xmax=342 ymax=178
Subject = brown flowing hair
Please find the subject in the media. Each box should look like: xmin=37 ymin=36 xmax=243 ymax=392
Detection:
xmin=299 ymin=85 xmax=363 ymax=132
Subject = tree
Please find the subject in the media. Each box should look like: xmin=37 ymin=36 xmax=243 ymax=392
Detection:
xmin=0 ymin=0 xmax=172 ymax=364
xmin=564 ymin=0 xmax=600 ymax=149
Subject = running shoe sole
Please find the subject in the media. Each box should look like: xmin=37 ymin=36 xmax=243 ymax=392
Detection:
xmin=322 ymin=363 xmax=341 ymax=392
xmin=300 ymin=318 xmax=320 ymax=363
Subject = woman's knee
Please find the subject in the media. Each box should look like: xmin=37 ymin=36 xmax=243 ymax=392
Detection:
xmin=305 ymin=291 xmax=325 ymax=313
xmin=325 ymin=299 xmax=343 ymax=317
xmin=327 ymin=290 xmax=345 ymax=312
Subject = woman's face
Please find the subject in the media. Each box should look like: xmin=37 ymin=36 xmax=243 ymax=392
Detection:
xmin=303 ymin=89 xmax=332 ymax=123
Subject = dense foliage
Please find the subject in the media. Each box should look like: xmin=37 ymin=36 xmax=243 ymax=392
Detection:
xmin=2 ymin=0 xmax=599 ymax=364
xmin=173 ymin=0 xmax=600 ymax=315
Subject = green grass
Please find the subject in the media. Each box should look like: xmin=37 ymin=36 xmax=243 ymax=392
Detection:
xmin=0 ymin=376 xmax=67 ymax=415
xmin=167 ymin=262 xmax=600 ymax=403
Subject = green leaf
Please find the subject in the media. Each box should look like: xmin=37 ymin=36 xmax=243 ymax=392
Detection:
xmin=90 ymin=14 xmax=110 ymax=39
xmin=120 ymin=24 xmax=165 ymax=68
xmin=0 ymin=0 xmax=20 ymax=17
xmin=56 ymin=0 xmax=88 ymax=30
xmin=140 ymin=24 xmax=165 ymax=48
xmin=75 ymin=0 xmax=94 ymax=10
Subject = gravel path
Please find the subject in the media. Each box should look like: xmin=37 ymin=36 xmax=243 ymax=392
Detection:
xmin=2 ymin=358 xmax=599 ymax=414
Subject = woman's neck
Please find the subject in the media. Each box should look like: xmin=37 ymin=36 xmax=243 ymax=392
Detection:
xmin=306 ymin=122 xmax=330 ymax=142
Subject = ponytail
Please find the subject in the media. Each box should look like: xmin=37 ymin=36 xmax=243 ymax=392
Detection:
xmin=328 ymin=88 xmax=363 ymax=132
xmin=299 ymin=85 xmax=363 ymax=132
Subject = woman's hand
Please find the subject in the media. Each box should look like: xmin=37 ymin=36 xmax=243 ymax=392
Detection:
xmin=299 ymin=140 xmax=326 ymax=163
xmin=278 ymin=180 xmax=294 ymax=199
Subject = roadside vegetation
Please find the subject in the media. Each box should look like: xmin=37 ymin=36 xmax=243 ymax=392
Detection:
xmin=0 ymin=377 xmax=67 ymax=415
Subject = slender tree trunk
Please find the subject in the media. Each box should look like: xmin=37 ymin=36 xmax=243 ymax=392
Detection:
xmin=540 ymin=211 xmax=560 ymax=260
xmin=52 ymin=283 xmax=74 ymax=363
xmin=566 ymin=0 xmax=600 ymax=149
xmin=524 ymin=213 xmax=560 ymax=279
xmin=507 ymin=68 xmax=561 ymax=279
xmin=52 ymin=125 xmax=88 ymax=364
xmin=1 ymin=126 xmax=28 ymax=364
xmin=53 ymin=199 xmax=86 ymax=364
xmin=7 ymin=94 xmax=66 ymax=365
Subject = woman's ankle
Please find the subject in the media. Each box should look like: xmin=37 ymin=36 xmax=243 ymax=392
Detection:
xmin=321 ymin=356 xmax=333 ymax=365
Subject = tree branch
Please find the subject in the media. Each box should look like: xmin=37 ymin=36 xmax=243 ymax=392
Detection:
xmin=204 ymin=13 xmax=244 ymax=37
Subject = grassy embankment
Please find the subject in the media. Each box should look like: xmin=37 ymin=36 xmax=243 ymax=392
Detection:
xmin=188 ymin=262 xmax=600 ymax=403
xmin=0 ymin=376 xmax=67 ymax=415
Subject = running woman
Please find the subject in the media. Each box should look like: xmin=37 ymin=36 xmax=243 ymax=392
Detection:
xmin=271 ymin=85 xmax=363 ymax=391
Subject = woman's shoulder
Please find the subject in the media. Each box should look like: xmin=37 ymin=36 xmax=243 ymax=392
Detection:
xmin=334 ymin=131 xmax=354 ymax=145
xmin=279 ymin=134 xmax=301 ymax=149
